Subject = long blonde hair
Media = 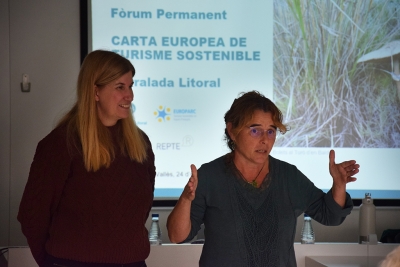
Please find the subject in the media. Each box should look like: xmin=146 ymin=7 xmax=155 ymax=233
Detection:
xmin=58 ymin=50 xmax=148 ymax=171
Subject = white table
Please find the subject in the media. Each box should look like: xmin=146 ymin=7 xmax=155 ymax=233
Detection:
xmin=7 ymin=243 xmax=399 ymax=267
xmin=305 ymin=256 xmax=385 ymax=267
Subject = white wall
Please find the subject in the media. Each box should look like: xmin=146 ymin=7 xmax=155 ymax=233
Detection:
xmin=1 ymin=0 xmax=80 ymax=246
xmin=0 ymin=0 xmax=11 ymax=247
xmin=1 ymin=0 xmax=399 ymax=249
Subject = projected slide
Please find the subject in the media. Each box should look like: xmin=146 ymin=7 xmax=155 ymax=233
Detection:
xmin=91 ymin=0 xmax=400 ymax=200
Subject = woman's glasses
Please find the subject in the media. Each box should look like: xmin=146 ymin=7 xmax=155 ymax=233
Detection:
xmin=248 ymin=126 xmax=276 ymax=139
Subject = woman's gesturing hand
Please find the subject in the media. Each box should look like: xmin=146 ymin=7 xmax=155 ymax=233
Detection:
xmin=329 ymin=149 xmax=359 ymax=187
xmin=182 ymin=164 xmax=198 ymax=201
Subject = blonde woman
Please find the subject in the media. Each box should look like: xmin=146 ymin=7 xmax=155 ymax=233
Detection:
xmin=18 ymin=50 xmax=155 ymax=267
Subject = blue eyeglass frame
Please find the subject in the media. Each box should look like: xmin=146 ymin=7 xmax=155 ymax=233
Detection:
xmin=248 ymin=126 xmax=277 ymax=139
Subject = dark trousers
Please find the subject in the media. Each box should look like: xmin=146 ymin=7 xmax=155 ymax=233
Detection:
xmin=42 ymin=254 xmax=147 ymax=267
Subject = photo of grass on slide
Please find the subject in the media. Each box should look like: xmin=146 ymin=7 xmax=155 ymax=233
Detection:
xmin=273 ymin=0 xmax=400 ymax=148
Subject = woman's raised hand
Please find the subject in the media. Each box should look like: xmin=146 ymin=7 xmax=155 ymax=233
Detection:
xmin=182 ymin=164 xmax=198 ymax=201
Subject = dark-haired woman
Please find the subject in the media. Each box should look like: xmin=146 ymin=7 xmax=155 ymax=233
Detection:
xmin=167 ymin=91 xmax=359 ymax=267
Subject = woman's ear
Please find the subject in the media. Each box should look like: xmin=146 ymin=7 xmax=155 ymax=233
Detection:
xmin=94 ymin=86 xmax=99 ymax=101
xmin=226 ymin=122 xmax=235 ymax=141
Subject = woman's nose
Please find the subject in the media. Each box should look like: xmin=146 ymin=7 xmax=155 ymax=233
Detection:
xmin=259 ymin=132 xmax=268 ymax=142
xmin=125 ymin=89 xmax=134 ymax=101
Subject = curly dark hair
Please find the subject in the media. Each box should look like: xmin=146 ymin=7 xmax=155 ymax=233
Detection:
xmin=224 ymin=91 xmax=288 ymax=151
